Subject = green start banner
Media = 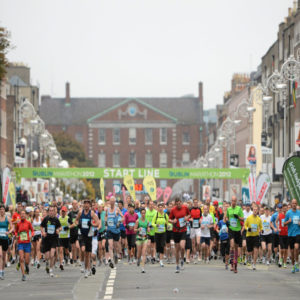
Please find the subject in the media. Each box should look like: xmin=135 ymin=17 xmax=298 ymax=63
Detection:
xmin=283 ymin=156 xmax=300 ymax=205
xmin=14 ymin=167 xmax=250 ymax=182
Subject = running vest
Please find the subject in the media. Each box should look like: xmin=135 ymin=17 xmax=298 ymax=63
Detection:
xmin=137 ymin=218 xmax=148 ymax=240
xmin=107 ymin=207 xmax=119 ymax=234
xmin=80 ymin=210 xmax=92 ymax=236
xmin=0 ymin=216 xmax=9 ymax=240
xmin=59 ymin=215 xmax=70 ymax=238
xmin=32 ymin=217 xmax=41 ymax=236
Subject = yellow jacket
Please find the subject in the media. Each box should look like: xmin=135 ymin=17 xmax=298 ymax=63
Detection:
xmin=245 ymin=214 xmax=262 ymax=237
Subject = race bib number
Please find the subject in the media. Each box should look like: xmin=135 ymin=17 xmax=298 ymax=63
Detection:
xmin=157 ymin=224 xmax=165 ymax=233
xmin=47 ymin=224 xmax=55 ymax=234
xmin=107 ymin=218 xmax=114 ymax=227
xmin=82 ymin=218 xmax=89 ymax=229
xmin=281 ymin=219 xmax=285 ymax=227
xmin=128 ymin=222 xmax=135 ymax=228
xmin=263 ymin=222 xmax=270 ymax=231
xmin=230 ymin=218 xmax=237 ymax=228
xmin=221 ymin=225 xmax=227 ymax=234
xmin=251 ymin=224 xmax=257 ymax=232
xmin=34 ymin=225 xmax=40 ymax=231
xmin=167 ymin=223 xmax=173 ymax=231
xmin=192 ymin=219 xmax=199 ymax=228
xmin=60 ymin=229 xmax=66 ymax=235
xmin=179 ymin=217 xmax=186 ymax=228
xmin=140 ymin=227 xmax=147 ymax=236
xmin=293 ymin=216 xmax=299 ymax=225
xmin=20 ymin=231 xmax=28 ymax=241
xmin=0 ymin=228 xmax=7 ymax=237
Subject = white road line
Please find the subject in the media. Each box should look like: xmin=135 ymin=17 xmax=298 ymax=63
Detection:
xmin=103 ymin=269 xmax=116 ymax=299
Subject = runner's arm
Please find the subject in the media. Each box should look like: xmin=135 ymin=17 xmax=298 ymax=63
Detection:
xmin=91 ymin=211 xmax=100 ymax=227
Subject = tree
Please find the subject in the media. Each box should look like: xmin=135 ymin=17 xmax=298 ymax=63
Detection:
xmin=53 ymin=132 xmax=94 ymax=167
xmin=0 ymin=27 xmax=12 ymax=80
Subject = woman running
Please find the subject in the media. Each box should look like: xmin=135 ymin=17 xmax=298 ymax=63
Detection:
xmin=31 ymin=208 xmax=42 ymax=268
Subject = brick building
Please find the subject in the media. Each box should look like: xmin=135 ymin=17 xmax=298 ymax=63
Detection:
xmin=40 ymin=82 xmax=205 ymax=194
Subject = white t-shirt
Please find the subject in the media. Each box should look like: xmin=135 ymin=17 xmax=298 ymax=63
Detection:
xmin=200 ymin=214 xmax=213 ymax=238
xmin=260 ymin=214 xmax=272 ymax=235
xmin=243 ymin=209 xmax=252 ymax=221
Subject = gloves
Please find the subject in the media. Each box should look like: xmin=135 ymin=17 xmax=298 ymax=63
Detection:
xmin=233 ymin=214 xmax=239 ymax=219
xmin=63 ymin=226 xmax=69 ymax=231
xmin=87 ymin=220 xmax=92 ymax=227
xmin=247 ymin=228 xmax=251 ymax=232
xmin=261 ymin=230 xmax=264 ymax=234
xmin=226 ymin=221 xmax=230 ymax=227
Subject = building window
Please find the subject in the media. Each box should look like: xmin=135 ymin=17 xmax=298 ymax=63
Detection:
xmin=98 ymin=128 xmax=106 ymax=145
xmin=98 ymin=152 xmax=106 ymax=167
xmin=75 ymin=132 xmax=83 ymax=143
xmin=160 ymin=180 xmax=167 ymax=189
xmin=160 ymin=128 xmax=167 ymax=145
xmin=129 ymin=152 xmax=136 ymax=167
xmin=129 ymin=128 xmax=136 ymax=145
xmin=182 ymin=132 xmax=190 ymax=145
xmin=113 ymin=152 xmax=120 ymax=167
xmin=182 ymin=152 xmax=190 ymax=166
xmin=145 ymin=152 xmax=152 ymax=168
xmin=145 ymin=128 xmax=153 ymax=145
xmin=159 ymin=152 xmax=167 ymax=167
xmin=113 ymin=128 xmax=120 ymax=145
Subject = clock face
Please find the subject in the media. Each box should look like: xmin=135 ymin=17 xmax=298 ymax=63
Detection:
xmin=128 ymin=105 xmax=137 ymax=116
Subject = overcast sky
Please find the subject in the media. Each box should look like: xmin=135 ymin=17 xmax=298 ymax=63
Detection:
xmin=0 ymin=0 xmax=293 ymax=109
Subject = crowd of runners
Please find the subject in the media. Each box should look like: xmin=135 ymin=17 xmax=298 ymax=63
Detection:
xmin=0 ymin=193 xmax=299 ymax=281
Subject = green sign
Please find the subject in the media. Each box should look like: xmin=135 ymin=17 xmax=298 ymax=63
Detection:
xmin=14 ymin=167 xmax=250 ymax=182
xmin=283 ymin=156 xmax=300 ymax=205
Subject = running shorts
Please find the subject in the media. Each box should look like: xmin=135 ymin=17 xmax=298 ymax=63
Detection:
xmin=246 ymin=236 xmax=260 ymax=252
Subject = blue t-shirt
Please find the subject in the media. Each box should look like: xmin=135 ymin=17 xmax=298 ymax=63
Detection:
xmin=271 ymin=212 xmax=278 ymax=235
xmin=284 ymin=209 xmax=300 ymax=237
xmin=120 ymin=208 xmax=127 ymax=231
xmin=217 ymin=220 xmax=229 ymax=241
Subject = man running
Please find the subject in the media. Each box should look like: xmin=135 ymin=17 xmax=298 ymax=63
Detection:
xmin=226 ymin=196 xmax=244 ymax=273
xmin=41 ymin=205 xmax=61 ymax=278
xmin=260 ymin=207 xmax=273 ymax=265
xmin=76 ymin=199 xmax=99 ymax=277
xmin=169 ymin=198 xmax=190 ymax=273
xmin=68 ymin=200 xmax=80 ymax=265
xmin=284 ymin=199 xmax=300 ymax=273
xmin=146 ymin=200 xmax=157 ymax=264
xmin=276 ymin=203 xmax=288 ymax=268
xmin=200 ymin=205 xmax=213 ymax=263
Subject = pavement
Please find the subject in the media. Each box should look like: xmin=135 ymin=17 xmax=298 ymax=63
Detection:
xmin=1 ymin=260 xmax=300 ymax=300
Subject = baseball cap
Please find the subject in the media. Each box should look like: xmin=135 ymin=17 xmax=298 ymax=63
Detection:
xmin=61 ymin=206 xmax=68 ymax=212
xmin=213 ymin=200 xmax=218 ymax=206
xmin=277 ymin=203 xmax=282 ymax=208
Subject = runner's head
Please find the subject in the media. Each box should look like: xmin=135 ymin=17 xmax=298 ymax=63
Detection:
xmin=83 ymin=199 xmax=91 ymax=210
xmin=17 ymin=202 xmax=22 ymax=213
xmin=167 ymin=201 xmax=173 ymax=209
xmin=109 ymin=196 xmax=116 ymax=207
xmin=126 ymin=195 xmax=131 ymax=203
xmin=231 ymin=196 xmax=237 ymax=207
xmin=213 ymin=200 xmax=218 ymax=208
xmin=144 ymin=195 xmax=150 ymax=206
xmin=72 ymin=200 xmax=78 ymax=211
xmin=140 ymin=207 xmax=146 ymax=218
xmin=61 ymin=206 xmax=67 ymax=216
xmin=34 ymin=207 xmax=40 ymax=218
xmin=193 ymin=198 xmax=199 ymax=208
xmin=0 ymin=204 xmax=5 ymax=216
xmin=203 ymin=204 xmax=208 ymax=215
xmin=140 ymin=201 xmax=146 ymax=209
xmin=252 ymin=205 xmax=258 ymax=216
xmin=282 ymin=203 xmax=287 ymax=213
xmin=49 ymin=205 xmax=56 ymax=217
xmin=135 ymin=200 xmax=140 ymax=209
xmin=128 ymin=203 xmax=134 ymax=213
xmin=157 ymin=202 xmax=164 ymax=213
xmin=20 ymin=209 xmax=26 ymax=220
xmin=148 ymin=200 xmax=154 ymax=210
xmin=291 ymin=199 xmax=297 ymax=210
xmin=118 ymin=200 xmax=124 ymax=209
xmin=264 ymin=206 xmax=270 ymax=216
xmin=205 ymin=197 xmax=211 ymax=206
xmin=174 ymin=197 xmax=182 ymax=209
xmin=245 ymin=203 xmax=251 ymax=211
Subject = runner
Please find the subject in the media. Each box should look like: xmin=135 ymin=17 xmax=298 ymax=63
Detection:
xmin=242 ymin=204 xmax=252 ymax=265
xmin=200 ymin=205 xmax=214 ymax=263
xmin=0 ymin=204 xmax=14 ymax=279
xmin=76 ymin=199 xmax=99 ymax=277
xmin=168 ymin=198 xmax=190 ymax=273
xmin=105 ymin=196 xmax=122 ymax=269
xmin=260 ymin=207 xmax=273 ymax=265
xmin=40 ymin=205 xmax=61 ymax=278
xmin=165 ymin=201 xmax=175 ymax=264
xmin=31 ymin=208 xmax=42 ymax=269
xmin=152 ymin=202 xmax=169 ymax=267
xmin=68 ymin=200 xmax=80 ymax=265
xmin=97 ymin=201 xmax=108 ymax=266
xmin=276 ymin=203 xmax=288 ymax=268
xmin=58 ymin=206 xmax=72 ymax=270
xmin=226 ymin=196 xmax=244 ymax=273
xmin=135 ymin=208 xmax=149 ymax=273
xmin=15 ymin=209 xmax=34 ymax=281
xmin=145 ymin=200 xmax=157 ymax=264
xmin=123 ymin=203 xmax=138 ymax=264
xmin=244 ymin=205 xmax=262 ymax=270
xmin=118 ymin=200 xmax=128 ymax=258
xmin=284 ymin=199 xmax=300 ymax=273
xmin=189 ymin=198 xmax=202 ymax=264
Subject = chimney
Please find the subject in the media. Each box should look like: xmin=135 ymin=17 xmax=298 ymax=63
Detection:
xmin=293 ymin=1 xmax=297 ymax=13
xmin=298 ymin=0 xmax=300 ymax=11
xmin=65 ymin=82 xmax=70 ymax=105
xmin=198 ymin=81 xmax=203 ymax=103
xmin=288 ymin=7 xmax=292 ymax=17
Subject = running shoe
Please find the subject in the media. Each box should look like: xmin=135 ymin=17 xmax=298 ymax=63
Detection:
xmin=291 ymin=266 xmax=296 ymax=273
xmin=137 ymin=258 xmax=141 ymax=267
xmin=252 ymin=264 xmax=256 ymax=270
xmin=295 ymin=264 xmax=299 ymax=272
xmin=92 ymin=266 xmax=96 ymax=275
xmin=37 ymin=262 xmax=40 ymax=269
xmin=84 ymin=271 xmax=88 ymax=278
xmin=46 ymin=263 xmax=50 ymax=274
xmin=160 ymin=261 xmax=164 ymax=267
xmin=108 ymin=259 xmax=114 ymax=269
xmin=22 ymin=275 xmax=26 ymax=281
xmin=49 ymin=269 xmax=54 ymax=277
xmin=283 ymin=263 xmax=287 ymax=268
xmin=60 ymin=264 xmax=64 ymax=271
xmin=225 ymin=264 xmax=228 ymax=270
xmin=141 ymin=268 xmax=145 ymax=273
xmin=175 ymin=265 xmax=180 ymax=273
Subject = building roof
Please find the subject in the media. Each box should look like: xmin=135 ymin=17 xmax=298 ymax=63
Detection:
xmin=40 ymin=96 xmax=202 ymax=126
xmin=9 ymin=75 xmax=28 ymax=87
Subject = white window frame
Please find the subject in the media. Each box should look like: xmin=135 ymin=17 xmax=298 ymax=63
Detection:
xmin=129 ymin=128 xmax=136 ymax=145
xmin=98 ymin=152 xmax=106 ymax=167
xmin=182 ymin=132 xmax=190 ymax=145
xmin=129 ymin=152 xmax=136 ymax=167
xmin=113 ymin=152 xmax=120 ymax=167
xmin=160 ymin=128 xmax=167 ymax=145
xmin=182 ymin=152 xmax=190 ymax=166
xmin=159 ymin=152 xmax=167 ymax=167
xmin=98 ymin=128 xmax=106 ymax=145
xmin=113 ymin=128 xmax=120 ymax=145
xmin=145 ymin=152 xmax=153 ymax=168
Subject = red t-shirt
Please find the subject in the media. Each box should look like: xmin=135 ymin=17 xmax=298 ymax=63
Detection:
xmin=15 ymin=219 xmax=34 ymax=244
xmin=12 ymin=212 xmax=21 ymax=224
xmin=169 ymin=206 xmax=190 ymax=233
xmin=278 ymin=213 xmax=288 ymax=236
xmin=190 ymin=207 xmax=202 ymax=219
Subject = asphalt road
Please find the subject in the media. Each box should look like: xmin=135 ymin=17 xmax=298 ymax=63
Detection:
xmin=1 ymin=260 xmax=300 ymax=300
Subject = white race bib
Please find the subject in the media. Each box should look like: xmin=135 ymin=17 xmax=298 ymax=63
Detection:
xmin=230 ymin=218 xmax=237 ymax=228
xmin=47 ymin=224 xmax=55 ymax=234
xmin=179 ymin=218 xmax=186 ymax=228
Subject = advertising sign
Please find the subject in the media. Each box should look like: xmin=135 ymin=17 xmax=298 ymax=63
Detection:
xmin=246 ymin=144 xmax=257 ymax=167
xmin=283 ymin=156 xmax=300 ymax=204
xmin=256 ymin=173 xmax=271 ymax=204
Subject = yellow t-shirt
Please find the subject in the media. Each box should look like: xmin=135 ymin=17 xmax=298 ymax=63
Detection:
xmin=245 ymin=215 xmax=262 ymax=237
xmin=201 ymin=205 xmax=215 ymax=215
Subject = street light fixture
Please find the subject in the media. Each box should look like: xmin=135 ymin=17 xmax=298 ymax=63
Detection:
xmin=263 ymin=96 xmax=273 ymax=102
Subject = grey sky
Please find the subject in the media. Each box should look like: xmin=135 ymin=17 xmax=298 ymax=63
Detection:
xmin=0 ymin=0 xmax=293 ymax=109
